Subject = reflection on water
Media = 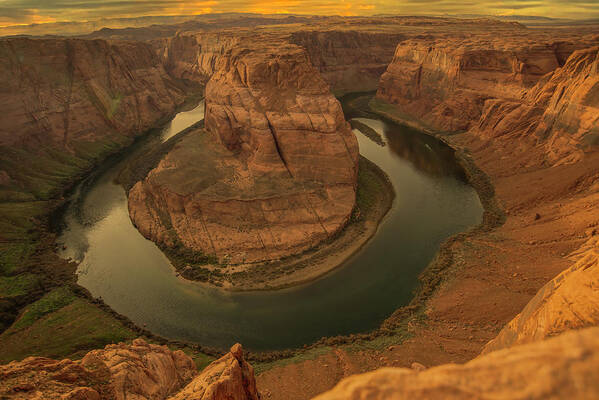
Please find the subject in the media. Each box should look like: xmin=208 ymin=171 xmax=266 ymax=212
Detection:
xmin=58 ymin=96 xmax=483 ymax=351
xmin=161 ymin=101 xmax=205 ymax=142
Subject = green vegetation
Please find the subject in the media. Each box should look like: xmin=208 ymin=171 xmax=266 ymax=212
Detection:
xmin=10 ymin=286 xmax=76 ymax=331
xmin=0 ymin=95 xmax=209 ymax=363
xmin=0 ymin=286 xmax=136 ymax=362
xmin=253 ymin=346 xmax=333 ymax=374
xmin=177 ymin=346 xmax=217 ymax=370
xmin=0 ymin=274 xmax=42 ymax=299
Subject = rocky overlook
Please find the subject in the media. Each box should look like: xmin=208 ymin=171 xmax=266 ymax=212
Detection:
xmin=0 ymin=339 xmax=258 ymax=400
xmin=128 ymin=38 xmax=358 ymax=264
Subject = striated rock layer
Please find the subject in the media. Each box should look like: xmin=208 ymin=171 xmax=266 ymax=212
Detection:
xmin=0 ymin=340 xmax=258 ymax=400
xmin=474 ymin=46 xmax=599 ymax=165
xmin=0 ymin=37 xmax=186 ymax=197
xmin=378 ymin=37 xmax=586 ymax=131
xmin=129 ymin=39 xmax=359 ymax=264
xmin=289 ymin=31 xmax=406 ymax=93
xmin=376 ymin=34 xmax=599 ymax=165
xmin=313 ymin=327 xmax=599 ymax=400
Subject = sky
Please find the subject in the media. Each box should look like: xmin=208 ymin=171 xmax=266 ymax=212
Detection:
xmin=1 ymin=0 xmax=599 ymax=26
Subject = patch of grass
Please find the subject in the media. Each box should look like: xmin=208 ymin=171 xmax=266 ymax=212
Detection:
xmin=9 ymin=286 xmax=76 ymax=331
xmin=353 ymin=157 xmax=390 ymax=221
xmin=0 ymin=274 xmax=41 ymax=298
xmin=176 ymin=346 xmax=217 ymax=370
xmin=253 ymin=346 xmax=333 ymax=375
xmin=0 ymin=294 xmax=136 ymax=362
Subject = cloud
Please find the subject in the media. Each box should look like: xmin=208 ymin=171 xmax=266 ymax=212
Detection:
xmin=0 ymin=0 xmax=598 ymax=26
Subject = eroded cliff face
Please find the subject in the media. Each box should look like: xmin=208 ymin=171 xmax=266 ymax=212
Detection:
xmin=475 ymin=47 xmax=599 ymax=165
xmin=289 ymin=31 xmax=405 ymax=93
xmin=0 ymin=339 xmax=258 ymax=400
xmin=159 ymin=29 xmax=404 ymax=94
xmin=0 ymin=37 xmax=186 ymax=197
xmin=376 ymin=38 xmax=588 ymax=132
xmin=129 ymin=39 xmax=358 ymax=264
xmin=159 ymin=32 xmax=241 ymax=84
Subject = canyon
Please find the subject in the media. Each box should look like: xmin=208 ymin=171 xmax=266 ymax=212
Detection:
xmin=0 ymin=13 xmax=598 ymax=400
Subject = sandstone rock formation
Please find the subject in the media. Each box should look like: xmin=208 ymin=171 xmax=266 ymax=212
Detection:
xmin=376 ymin=35 xmax=594 ymax=132
xmin=160 ymin=32 xmax=241 ymax=85
xmin=0 ymin=340 xmax=259 ymax=400
xmin=313 ymin=326 xmax=599 ymax=400
xmin=475 ymin=47 xmax=599 ymax=165
xmin=169 ymin=343 xmax=259 ymax=400
xmin=0 ymin=339 xmax=195 ymax=399
xmin=0 ymin=37 xmax=185 ymax=197
xmin=482 ymin=236 xmax=599 ymax=353
xmin=129 ymin=39 xmax=359 ymax=264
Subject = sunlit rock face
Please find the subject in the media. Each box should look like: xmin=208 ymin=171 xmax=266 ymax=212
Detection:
xmin=129 ymin=38 xmax=358 ymax=264
xmin=313 ymin=327 xmax=599 ymax=400
xmin=169 ymin=343 xmax=259 ymax=400
xmin=482 ymin=236 xmax=599 ymax=353
xmin=0 ymin=340 xmax=259 ymax=400
xmin=376 ymin=35 xmax=593 ymax=131
xmin=474 ymin=47 xmax=599 ymax=165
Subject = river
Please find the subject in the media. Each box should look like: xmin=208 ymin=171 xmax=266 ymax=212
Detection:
xmin=57 ymin=96 xmax=482 ymax=351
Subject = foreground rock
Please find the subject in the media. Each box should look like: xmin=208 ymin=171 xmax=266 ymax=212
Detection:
xmin=169 ymin=343 xmax=259 ymax=400
xmin=483 ymin=236 xmax=599 ymax=353
xmin=129 ymin=39 xmax=358 ymax=264
xmin=0 ymin=340 xmax=258 ymax=400
xmin=313 ymin=326 xmax=599 ymax=400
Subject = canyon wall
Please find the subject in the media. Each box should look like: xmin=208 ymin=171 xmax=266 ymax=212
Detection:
xmin=376 ymin=37 xmax=592 ymax=131
xmin=129 ymin=38 xmax=359 ymax=264
xmin=160 ymin=29 xmax=405 ymax=94
xmin=289 ymin=31 xmax=405 ymax=93
xmin=159 ymin=32 xmax=241 ymax=84
xmin=475 ymin=46 xmax=599 ymax=165
xmin=0 ymin=37 xmax=186 ymax=198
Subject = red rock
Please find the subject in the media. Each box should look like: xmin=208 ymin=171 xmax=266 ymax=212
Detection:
xmin=0 ymin=339 xmax=259 ymax=400
xmin=168 ymin=343 xmax=259 ymax=400
xmin=482 ymin=236 xmax=599 ymax=353
xmin=313 ymin=327 xmax=599 ymax=400
xmin=129 ymin=38 xmax=358 ymax=264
